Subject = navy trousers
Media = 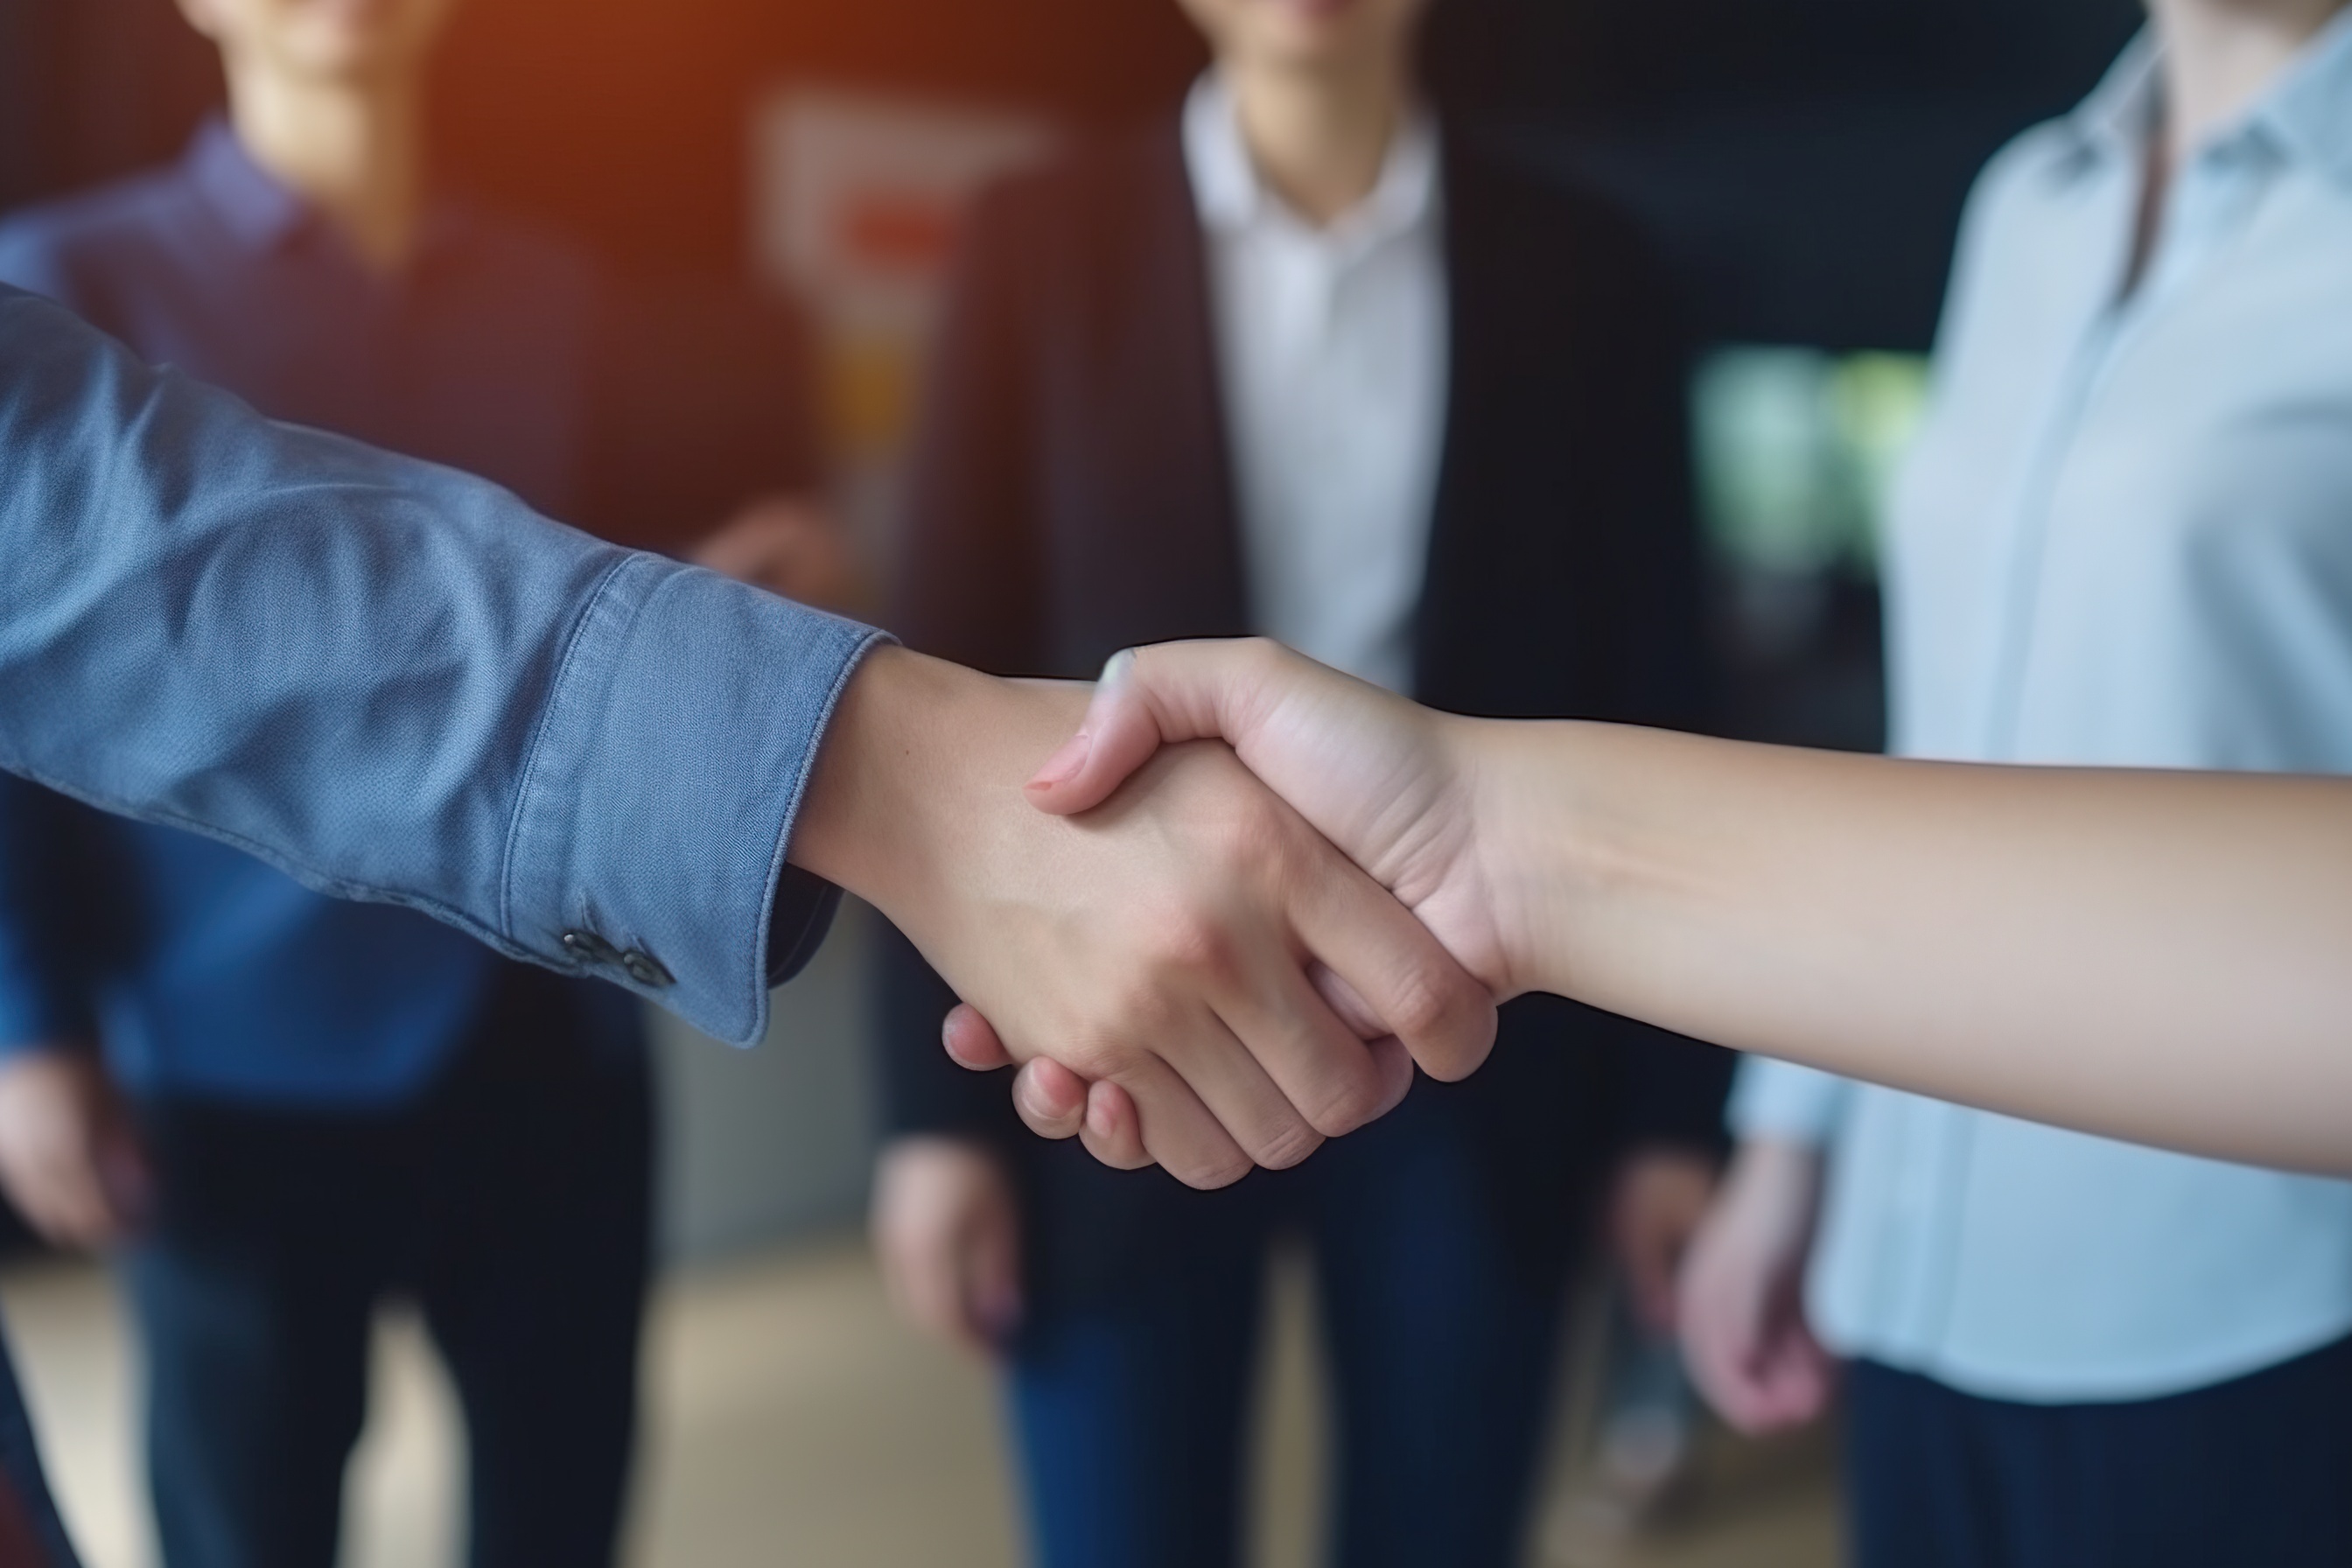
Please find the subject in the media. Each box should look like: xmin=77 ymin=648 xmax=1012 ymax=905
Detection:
xmin=1848 ymin=1334 xmax=2352 ymax=1568
xmin=1007 ymin=1088 xmax=1578 ymax=1568
xmin=127 ymin=970 xmax=651 ymax=1568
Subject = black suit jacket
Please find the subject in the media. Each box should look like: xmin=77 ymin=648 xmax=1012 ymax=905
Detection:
xmin=876 ymin=122 xmax=1731 ymax=1250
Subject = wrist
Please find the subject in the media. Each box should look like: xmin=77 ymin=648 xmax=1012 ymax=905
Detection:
xmin=1455 ymin=715 xmax=1591 ymax=1001
xmin=790 ymin=647 xmax=1088 ymax=931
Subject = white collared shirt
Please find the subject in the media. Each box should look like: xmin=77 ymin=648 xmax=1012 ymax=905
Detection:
xmin=1733 ymin=16 xmax=2352 ymax=1404
xmin=1183 ymin=72 xmax=1448 ymax=696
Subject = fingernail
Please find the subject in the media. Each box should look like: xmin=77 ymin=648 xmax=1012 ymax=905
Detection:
xmin=1099 ymin=648 xmax=1137 ymax=689
xmin=1028 ymin=730 xmax=1091 ymax=789
xmin=1018 ymin=1071 xmax=1064 ymax=1127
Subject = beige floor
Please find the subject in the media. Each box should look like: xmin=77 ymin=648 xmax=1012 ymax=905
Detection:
xmin=0 ymin=1238 xmax=1837 ymax=1568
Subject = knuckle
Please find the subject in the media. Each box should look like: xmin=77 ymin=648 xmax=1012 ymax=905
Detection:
xmin=1385 ymin=967 xmax=1455 ymax=1043
xmin=1306 ymin=1073 xmax=1383 ymax=1139
xmin=1060 ymin=1027 xmax=1132 ymax=1082
xmin=1385 ymin=962 xmax=1492 ymax=1073
xmin=1236 ymin=636 xmax=1289 ymax=682
xmin=1175 ymin=1150 xmax=1256 ymax=1192
xmin=1147 ymin=911 xmax=1242 ymax=989
xmin=1252 ymin=1117 xmax=1325 ymax=1173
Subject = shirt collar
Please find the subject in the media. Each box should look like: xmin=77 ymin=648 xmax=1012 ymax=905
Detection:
xmin=2248 ymin=4 xmax=2352 ymax=192
xmin=2063 ymin=29 xmax=2163 ymax=169
xmin=1181 ymin=69 xmax=1440 ymax=245
xmin=186 ymin=116 xmax=312 ymax=255
xmin=2057 ymin=12 xmax=2352 ymax=192
xmin=184 ymin=115 xmax=478 ymax=266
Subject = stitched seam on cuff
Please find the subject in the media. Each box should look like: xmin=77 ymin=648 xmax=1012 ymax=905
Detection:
xmin=498 ymin=553 xmax=636 ymax=948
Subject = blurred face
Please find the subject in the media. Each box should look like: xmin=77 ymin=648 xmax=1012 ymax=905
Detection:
xmin=177 ymin=0 xmax=461 ymax=87
xmin=1174 ymin=0 xmax=1431 ymax=78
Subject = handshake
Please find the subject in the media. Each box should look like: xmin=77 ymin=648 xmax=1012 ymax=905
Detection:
xmin=797 ymin=634 xmax=2352 ymax=1186
xmin=794 ymin=637 xmax=1542 ymax=1190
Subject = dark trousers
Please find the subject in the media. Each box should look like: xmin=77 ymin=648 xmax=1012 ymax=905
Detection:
xmin=1848 ymin=1334 xmax=2352 ymax=1568
xmin=1009 ymin=1088 xmax=1575 ymax=1568
xmin=127 ymin=970 xmax=652 ymax=1568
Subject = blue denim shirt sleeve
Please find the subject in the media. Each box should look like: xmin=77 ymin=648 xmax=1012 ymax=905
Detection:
xmin=0 ymin=288 xmax=886 ymax=1047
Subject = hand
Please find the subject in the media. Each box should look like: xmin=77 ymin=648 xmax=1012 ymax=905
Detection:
xmin=1607 ymin=1145 xmax=1719 ymax=1336
xmin=790 ymin=648 xmax=1495 ymax=1188
xmin=1676 ymin=1138 xmax=1835 ymax=1433
xmin=690 ymin=495 xmax=868 ymax=612
xmin=1031 ymin=641 xmax=1520 ymax=992
xmin=948 ymin=639 xmax=1524 ymax=1157
xmin=872 ymin=1137 xmax=1024 ymax=1355
xmin=0 ymin=1046 xmax=149 ymax=1250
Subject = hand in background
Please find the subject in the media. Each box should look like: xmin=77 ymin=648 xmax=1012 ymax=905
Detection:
xmin=945 ymin=639 xmax=1518 ymax=1164
xmin=0 ymin=1046 xmax=149 ymax=1250
xmin=1676 ymin=1139 xmax=1836 ymax=1433
xmin=1607 ymin=1146 xmax=1720 ymax=1337
xmin=872 ymin=1137 xmax=1024 ymax=1356
xmin=791 ymin=648 xmax=1495 ymax=1189
xmin=691 ymin=494 xmax=869 ymax=614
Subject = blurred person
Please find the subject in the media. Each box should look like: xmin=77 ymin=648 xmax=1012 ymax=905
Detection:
xmin=0 ymin=0 xmax=817 ymax=1562
xmin=1659 ymin=4 xmax=2352 ymax=1564
xmin=868 ymin=1 xmax=1730 ymax=1563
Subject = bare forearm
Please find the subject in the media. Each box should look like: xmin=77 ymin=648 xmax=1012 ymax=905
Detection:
xmin=1480 ymin=724 xmax=2352 ymax=1172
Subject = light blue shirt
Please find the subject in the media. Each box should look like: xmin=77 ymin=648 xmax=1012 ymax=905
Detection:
xmin=0 ymin=284 xmax=883 ymax=1050
xmin=1732 ymin=18 xmax=2352 ymax=1404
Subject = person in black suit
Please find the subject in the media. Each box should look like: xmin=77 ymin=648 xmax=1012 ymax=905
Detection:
xmin=871 ymin=2 xmax=1731 ymax=1563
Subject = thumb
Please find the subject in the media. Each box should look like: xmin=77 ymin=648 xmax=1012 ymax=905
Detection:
xmin=1026 ymin=642 xmax=1268 ymax=816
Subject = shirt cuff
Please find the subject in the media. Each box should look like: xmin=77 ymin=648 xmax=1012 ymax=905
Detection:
xmin=1726 ymin=1054 xmax=1852 ymax=1146
xmin=502 ymin=550 xmax=890 ymax=1046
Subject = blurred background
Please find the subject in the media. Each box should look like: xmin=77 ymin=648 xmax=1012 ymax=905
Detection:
xmin=0 ymin=1 xmax=2138 ymax=1563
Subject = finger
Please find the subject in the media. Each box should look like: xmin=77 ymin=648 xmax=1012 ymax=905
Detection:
xmin=1287 ymin=851 xmax=1498 ymax=1084
xmin=1011 ymin=1058 xmax=1088 ymax=1141
xmin=1075 ymin=1080 xmax=1150 ymax=1170
xmin=1144 ymin=1000 xmax=1328 ymax=1174
xmin=1212 ymin=947 xmax=1408 ymax=1141
xmin=943 ymin=1005 xmax=1017 ymax=1071
xmin=1307 ymin=966 xmax=1434 ymax=1118
xmin=876 ymin=1211 xmax=983 ymax=1354
xmin=1754 ymin=1326 xmax=1837 ymax=1425
xmin=970 ymin=1216 xmax=1025 ymax=1346
xmin=900 ymin=1248 xmax=966 ymax=1348
xmin=1027 ymin=642 xmax=1274 ymax=816
xmin=1104 ymin=1051 xmax=1258 ymax=1190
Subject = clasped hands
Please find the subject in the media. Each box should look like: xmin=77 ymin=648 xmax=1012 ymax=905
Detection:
xmin=796 ymin=638 xmax=1536 ymax=1190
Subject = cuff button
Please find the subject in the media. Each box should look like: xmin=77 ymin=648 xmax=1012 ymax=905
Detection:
xmin=622 ymin=950 xmax=676 ymax=989
xmin=562 ymin=929 xmax=622 ymax=967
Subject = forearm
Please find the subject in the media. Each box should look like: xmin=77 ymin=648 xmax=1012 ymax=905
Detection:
xmin=1481 ymin=722 xmax=2352 ymax=1171
xmin=0 ymin=290 xmax=882 ymax=1045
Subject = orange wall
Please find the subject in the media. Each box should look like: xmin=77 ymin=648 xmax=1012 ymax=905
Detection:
xmin=432 ymin=0 xmax=1205 ymax=271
